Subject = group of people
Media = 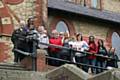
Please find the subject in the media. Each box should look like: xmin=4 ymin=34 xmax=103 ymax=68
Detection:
xmin=11 ymin=17 xmax=119 ymax=74
xmin=11 ymin=17 xmax=49 ymax=62
xmin=47 ymin=31 xmax=118 ymax=74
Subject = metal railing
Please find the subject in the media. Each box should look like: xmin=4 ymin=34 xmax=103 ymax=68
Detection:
xmin=46 ymin=56 xmax=108 ymax=70
xmin=39 ymin=42 xmax=120 ymax=62
xmin=13 ymin=40 xmax=37 ymax=71
xmin=14 ymin=41 xmax=120 ymax=71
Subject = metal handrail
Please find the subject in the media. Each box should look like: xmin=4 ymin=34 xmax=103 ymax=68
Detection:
xmin=39 ymin=42 xmax=120 ymax=62
xmin=13 ymin=41 xmax=119 ymax=71
xmin=46 ymin=56 xmax=108 ymax=70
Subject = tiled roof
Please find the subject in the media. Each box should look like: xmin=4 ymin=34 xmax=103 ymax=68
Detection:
xmin=48 ymin=0 xmax=120 ymax=24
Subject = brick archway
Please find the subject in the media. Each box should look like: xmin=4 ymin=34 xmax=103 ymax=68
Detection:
xmin=49 ymin=17 xmax=75 ymax=36
xmin=106 ymin=28 xmax=120 ymax=48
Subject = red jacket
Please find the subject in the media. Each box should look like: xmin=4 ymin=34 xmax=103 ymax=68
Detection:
xmin=88 ymin=42 xmax=97 ymax=59
xmin=49 ymin=37 xmax=63 ymax=53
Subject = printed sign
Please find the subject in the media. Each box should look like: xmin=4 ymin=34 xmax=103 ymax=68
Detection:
xmin=1 ymin=17 xmax=11 ymax=25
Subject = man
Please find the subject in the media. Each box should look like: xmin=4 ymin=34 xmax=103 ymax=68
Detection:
xmin=11 ymin=20 xmax=27 ymax=63
xmin=11 ymin=17 xmax=37 ymax=63
xmin=37 ymin=26 xmax=49 ymax=51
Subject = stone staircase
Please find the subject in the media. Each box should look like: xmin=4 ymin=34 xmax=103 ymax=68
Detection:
xmin=0 ymin=63 xmax=46 ymax=80
xmin=0 ymin=69 xmax=45 ymax=80
xmin=0 ymin=63 xmax=120 ymax=80
xmin=0 ymin=63 xmax=27 ymax=71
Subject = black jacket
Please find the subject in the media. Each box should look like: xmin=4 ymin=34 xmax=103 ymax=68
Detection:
xmin=106 ymin=52 xmax=118 ymax=68
xmin=11 ymin=27 xmax=30 ymax=52
xmin=97 ymin=47 xmax=107 ymax=61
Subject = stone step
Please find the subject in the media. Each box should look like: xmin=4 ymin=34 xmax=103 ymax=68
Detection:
xmin=0 ymin=63 xmax=27 ymax=71
xmin=0 ymin=69 xmax=45 ymax=80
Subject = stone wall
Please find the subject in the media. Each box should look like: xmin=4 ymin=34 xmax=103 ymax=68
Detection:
xmin=0 ymin=64 xmax=120 ymax=80
xmin=104 ymin=0 xmax=120 ymax=13
xmin=0 ymin=0 xmax=36 ymax=63
xmin=0 ymin=0 xmax=48 ymax=63
xmin=0 ymin=37 xmax=14 ymax=63
xmin=48 ymin=14 xmax=111 ymax=49
xmin=8 ymin=0 xmax=36 ymax=29
xmin=0 ymin=69 xmax=45 ymax=80
xmin=73 ymin=18 xmax=110 ymax=40
xmin=65 ymin=0 xmax=120 ymax=13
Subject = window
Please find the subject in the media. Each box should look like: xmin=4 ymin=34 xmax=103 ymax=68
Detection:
xmin=112 ymin=32 xmax=120 ymax=58
xmin=56 ymin=21 xmax=69 ymax=33
xmin=91 ymin=0 xmax=101 ymax=9
xmin=66 ymin=0 xmax=87 ymax=7
xmin=66 ymin=0 xmax=76 ymax=3
xmin=66 ymin=0 xmax=102 ymax=9
xmin=113 ymin=0 xmax=120 ymax=1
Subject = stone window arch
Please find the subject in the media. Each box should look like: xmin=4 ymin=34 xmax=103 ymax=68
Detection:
xmin=50 ymin=17 xmax=75 ymax=36
xmin=56 ymin=21 xmax=69 ymax=33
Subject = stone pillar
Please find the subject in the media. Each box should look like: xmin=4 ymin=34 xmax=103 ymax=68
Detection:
xmin=85 ymin=0 xmax=91 ymax=8
xmin=100 ymin=0 xmax=104 ymax=10
xmin=42 ymin=0 xmax=48 ymax=30
xmin=34 ymin=0 xmax=42 ymax=27
xmin=0 ymin=17 xmax=2 ymax=35
xmin=35 ymin=0 xmax=48 ymax=28
xmin=20 ymin=49 xmax=47 ymax=72
xmin=0 ymin=41 xmax=11 ymax=62
xmin=36 ymin=49 xmax=47 ymax=72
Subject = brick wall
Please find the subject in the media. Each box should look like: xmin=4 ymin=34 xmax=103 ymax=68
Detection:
xmin=72 ymin=17 xmax=112 ymax=50
xmin=0 ymin=0 xmax=37 ymax=63
xmin=48 ymin=16 xmax=75 ymax=35
xmin=48 ymin=14 xmax=114 ymax=50
xmin=8 ymin=0 xmax=36 ymax=29
xmin=0 ymin=0 xmax=47 ymax=63
xmin=0 ymin=37 xmax=13 ymax=62
xmin=20 ymin=49 xmax=47 ymax=72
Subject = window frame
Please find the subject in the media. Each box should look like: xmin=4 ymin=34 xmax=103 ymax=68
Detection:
xmin=90 ymin=0 xmax=102 ymax=10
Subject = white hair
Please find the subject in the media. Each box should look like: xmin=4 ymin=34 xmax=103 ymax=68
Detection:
xmin=38 ymin=26 xmax=45 ymax=31
xmin=52 ymin=29 xmax=58 ymax=34
xmin=20 ymin=20 xmax=26 ymax=24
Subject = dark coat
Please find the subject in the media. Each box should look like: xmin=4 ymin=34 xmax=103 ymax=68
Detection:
xmin=97 ymin=47 xmax=107 ymax=61
xmin=106 ymin=52 xmax=118 ymax=68
xmin=11 ymin=27 xmax=30 ymax=52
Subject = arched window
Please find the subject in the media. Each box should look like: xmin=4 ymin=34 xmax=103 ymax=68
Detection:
xmin=56 ymin=21 xmax=69 ymax=33
xmin=112 ymin=32 xmax=120 ymax=48
xmin=112 ymin=32 xmax=120 ymax=61
xmin=50 ymin=17 xmax=75 ymax=35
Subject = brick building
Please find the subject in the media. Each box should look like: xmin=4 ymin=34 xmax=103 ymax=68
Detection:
xmin=48 ymin=0 xmax=120 ymax=59
xmin=0 ymin=0 xmax=120 ymax=63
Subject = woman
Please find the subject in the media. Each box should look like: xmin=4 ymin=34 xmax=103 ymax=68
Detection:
xmin=96 ymin=39 xmax=107 ymax=74
xmin=106 ymin=47 xmax=118 ymax=68
xmin=86 ymin=36 xmax=97 ymax=74
xmin=74 ymin=33 xmax=89 ymax=71
xmin=60 ymin=32 xmax=71 ymax=65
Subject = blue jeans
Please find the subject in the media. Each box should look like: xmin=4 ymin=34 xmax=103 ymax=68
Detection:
xmin=75 ymin=56 xmax=87 ymax=72
xmin=84 ymin=59 xmax=97 ymax=74
xmin=96 ymin=60 xmax=106 ymax=74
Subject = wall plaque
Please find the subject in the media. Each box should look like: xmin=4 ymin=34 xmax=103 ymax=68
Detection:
xmin=1 ymin=17 xmax=11 ymax=25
